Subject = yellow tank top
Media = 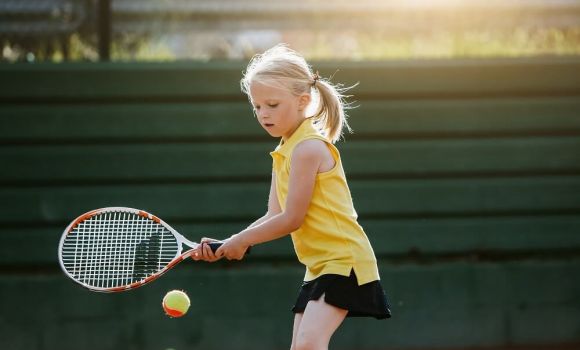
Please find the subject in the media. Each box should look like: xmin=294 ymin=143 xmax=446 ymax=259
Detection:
xmin=270 ymin=119 xmax=380 ymax=285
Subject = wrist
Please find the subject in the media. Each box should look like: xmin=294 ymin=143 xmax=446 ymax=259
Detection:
xmin=233 ymin=231 xmax=253 ymax=247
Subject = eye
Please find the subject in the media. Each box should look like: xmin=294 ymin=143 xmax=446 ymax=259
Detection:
xmin=268 ymin=103 xmax=278 ymax=108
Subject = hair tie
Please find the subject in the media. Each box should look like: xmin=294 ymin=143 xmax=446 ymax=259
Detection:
xmin=312 ymin=71 xmax=320 ymax=87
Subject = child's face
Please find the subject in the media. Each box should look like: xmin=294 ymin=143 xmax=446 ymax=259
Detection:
xmin=249 ymin=81 xmax=310 ymax=140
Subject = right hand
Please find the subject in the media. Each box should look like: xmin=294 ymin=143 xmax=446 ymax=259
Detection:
xmin=190 ymin=237 xmax=222 ymax=262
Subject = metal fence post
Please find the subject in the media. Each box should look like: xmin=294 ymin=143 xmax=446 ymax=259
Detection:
xmin=98 ymin=0 xmax=111 ymax=61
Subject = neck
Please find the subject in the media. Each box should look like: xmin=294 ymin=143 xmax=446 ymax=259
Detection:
xmin=282 ymin=118 xmax=307 ymax=142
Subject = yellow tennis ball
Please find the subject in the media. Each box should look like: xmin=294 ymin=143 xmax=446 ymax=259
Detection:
xmin=162 ymin=290 xmax=190 ymax=318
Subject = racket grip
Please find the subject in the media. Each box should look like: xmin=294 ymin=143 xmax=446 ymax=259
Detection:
xmin=207 ymin=242 xmax=251 ymax=255
xmin=207 ymin=242 xmax=223 ymax=253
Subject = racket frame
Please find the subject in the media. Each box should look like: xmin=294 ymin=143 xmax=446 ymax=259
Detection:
xmin=58 ymin=207 xmax=204 ymax=292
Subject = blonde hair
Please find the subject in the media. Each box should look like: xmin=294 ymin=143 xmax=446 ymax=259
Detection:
xmin=240 ymin=44 xmax=353 ymax=143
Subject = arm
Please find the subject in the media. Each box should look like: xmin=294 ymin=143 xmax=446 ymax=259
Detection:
xmin=216 ymin=139 xmax=326 ymax=260
xmin=192 ymin=171 xmax=282 ymax=261
xmin=246 ymin=172 xmax=282 ymax=229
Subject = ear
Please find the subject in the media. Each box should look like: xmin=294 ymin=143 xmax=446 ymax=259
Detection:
xmin=297 ymin=93 xmax=311 ymax=111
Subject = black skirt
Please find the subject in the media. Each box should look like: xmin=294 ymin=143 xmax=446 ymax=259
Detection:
xmin=292 ymin=270 xmax=392 ymax=319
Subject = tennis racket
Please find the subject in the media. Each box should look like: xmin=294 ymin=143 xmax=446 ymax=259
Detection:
xmin=58 ymin=207 xmax=242 ymax=292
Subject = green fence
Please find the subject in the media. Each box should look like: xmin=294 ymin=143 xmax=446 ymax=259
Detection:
xmin=1 ymin=58 xmax=580 ymax=350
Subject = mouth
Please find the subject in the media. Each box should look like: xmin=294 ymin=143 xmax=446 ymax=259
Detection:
xmin=264 ymin=123 xmax=274 ymax=128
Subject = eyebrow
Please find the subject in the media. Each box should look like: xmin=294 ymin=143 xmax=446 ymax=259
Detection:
xmin=252 ymin=99 xmax=279 ymax=106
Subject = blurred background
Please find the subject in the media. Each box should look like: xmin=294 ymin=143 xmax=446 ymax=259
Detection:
xmin=2 ymin=0 xmax=580 ymax=62
xmin=1 ymin=1 xmax=580 ymax=350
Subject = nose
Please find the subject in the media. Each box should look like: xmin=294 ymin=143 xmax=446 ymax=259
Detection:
xmin=256 ymin=109 xmax=268 ymax=120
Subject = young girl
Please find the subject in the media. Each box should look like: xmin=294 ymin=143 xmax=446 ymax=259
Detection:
xmin=192 ymin=44 xmax=391 ymax=350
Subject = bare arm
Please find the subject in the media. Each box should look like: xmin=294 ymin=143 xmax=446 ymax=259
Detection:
xmin=192 ymin=171 xmax=282 ymax=261
xmin=246 ymin=172 xmax=282 ymax=229
xmin=216 ymin=139 xmax=327 ymax=260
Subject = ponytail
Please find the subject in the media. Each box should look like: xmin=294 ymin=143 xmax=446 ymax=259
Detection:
xmin=310 ymin=76 xmax=354 ymax=143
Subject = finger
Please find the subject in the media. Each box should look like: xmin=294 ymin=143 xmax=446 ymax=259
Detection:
xmin=203 ymin=242 xmax=219 ymax=261
xmin=214 ymin=245 xmax=225 ymax=258
xmin=226 ymin=250 xmax=239 ymax=261
xmin=200 ymin=237 xmax=219 ymax=244
xmin=202 ymin=243 xmax=213 ymax=260
xmin=207 ymin=241 xmax=223 ymax=253
xmin=199 ymin=242 xmax=210 ymax=260
xmin=190 ymin=247 xmax=201 ymax=261
xmin=235 ymin=250 xmax=245 ymax=260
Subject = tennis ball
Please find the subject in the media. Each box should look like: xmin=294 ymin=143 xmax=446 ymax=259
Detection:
xmin=162 ymin=290 xmax=190 ymax=318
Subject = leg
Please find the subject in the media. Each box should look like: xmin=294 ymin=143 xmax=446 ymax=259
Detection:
xmin=294 ymin=295 xmax=348 ymax=350
xmin=290 ymin=312 xmax=303 ymax=350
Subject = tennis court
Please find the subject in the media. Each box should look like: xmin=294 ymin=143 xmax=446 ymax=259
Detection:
xmin=1 ymin=1 xmax=580 ymax=349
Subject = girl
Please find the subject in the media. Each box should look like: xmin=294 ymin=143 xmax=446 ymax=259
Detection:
xmin=192 ymin=44 xmax=391 ymax=350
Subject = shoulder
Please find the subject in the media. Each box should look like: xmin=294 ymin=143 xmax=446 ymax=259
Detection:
xmin=291 ymin=138 xmax=329 ymax=162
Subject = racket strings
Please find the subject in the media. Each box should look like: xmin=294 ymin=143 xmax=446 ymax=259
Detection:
xmin=61 ymin=211 xmax=179 ymax=289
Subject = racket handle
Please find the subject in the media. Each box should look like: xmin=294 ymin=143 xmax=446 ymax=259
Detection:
xmin=207 ymin=241 xmax=251 ymax=255
xmin=207 ymin=242 xmax=223 ymax=253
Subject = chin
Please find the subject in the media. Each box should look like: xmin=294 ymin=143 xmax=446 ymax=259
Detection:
xmin=263 ymin=128 xmax=279 ymax=137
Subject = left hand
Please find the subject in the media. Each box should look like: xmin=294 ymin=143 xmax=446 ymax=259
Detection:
xmin=215 ymin=234 xmax=250 ymax=261
xmin=191 ymin=237 xmax=222 ymax=262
